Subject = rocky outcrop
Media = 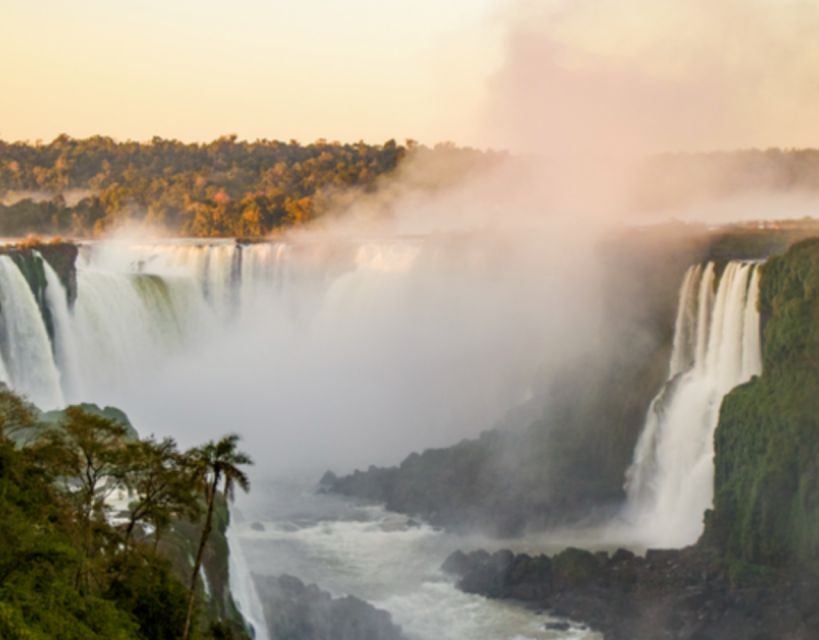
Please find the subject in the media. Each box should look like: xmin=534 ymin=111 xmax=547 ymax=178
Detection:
xmin=254 ymin=574 xmax=407 ymax=640
xmin=443 ymin=546 xmax=819 ymax=640
xmin=37 ymin=241 xmax=79 ymax=305
xmin=0 ymin=241 xmax=78 ymax=305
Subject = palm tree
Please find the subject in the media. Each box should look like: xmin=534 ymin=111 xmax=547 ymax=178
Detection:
xmin=182 ymin=434 xmax=252 ymax=640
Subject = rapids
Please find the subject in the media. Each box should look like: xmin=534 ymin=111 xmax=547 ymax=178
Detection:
xmin=230 ymin=480 xmax=599 ymax=640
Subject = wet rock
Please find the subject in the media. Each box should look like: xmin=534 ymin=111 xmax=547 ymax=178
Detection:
xmin=443 ymin=545 xmax=819 ymax=640
xmin=254 ymin=574 xmax=407 ymax=640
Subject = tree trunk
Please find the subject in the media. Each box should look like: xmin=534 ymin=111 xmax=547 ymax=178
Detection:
xmin=182 ymin=477 xmax=218 ymax=640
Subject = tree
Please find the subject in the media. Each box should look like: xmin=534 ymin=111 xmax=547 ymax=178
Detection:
xmin=119 ymin=437 xmax=200 ymax=548
xmin=182 ymin=434 xmax=252 ymax=640
xmin=37 ymin=407 xmax=128 ymax=589
xmin=0 ymin=384 xmax=38 ymax=443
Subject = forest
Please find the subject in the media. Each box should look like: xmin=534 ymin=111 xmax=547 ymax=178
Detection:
xmin=6 ymin=137 xmax=819 ymax=240
xmin=0 ymin=136 xmax=494 ymax=238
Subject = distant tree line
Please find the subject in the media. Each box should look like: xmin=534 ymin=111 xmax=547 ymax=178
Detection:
xmin=0 ymin=135 xmax=493 ymax=238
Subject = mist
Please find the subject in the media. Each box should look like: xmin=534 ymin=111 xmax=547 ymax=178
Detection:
xmin=85 ymin=153 xmax=616 ymax=478
xmin=483 ymin=0 xmax=819 ymax=155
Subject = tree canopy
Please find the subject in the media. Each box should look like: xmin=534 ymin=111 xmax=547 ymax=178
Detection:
xmin=0 ymin=386 xmax=252 ymax=639
xmin=0 ymin=136 xmax=493 ymax=238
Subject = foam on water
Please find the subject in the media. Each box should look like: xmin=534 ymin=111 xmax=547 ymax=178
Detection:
xmin=231 ymin=481 xmax=600 ymax=640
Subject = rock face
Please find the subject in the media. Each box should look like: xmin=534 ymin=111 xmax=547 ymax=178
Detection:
xmin=443 ymin=546 xmax=819 ymax=640
xmin=254 ymin=574 xmax=407 ymax=640
xmin=0 ymin=241 xmax=78 ymax=305
xmin=37 ymin=241 xmax=79 ymax=305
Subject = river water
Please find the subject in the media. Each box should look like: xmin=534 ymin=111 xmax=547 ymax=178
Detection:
xmin=230 ymin=479 xmax=601 ymax=640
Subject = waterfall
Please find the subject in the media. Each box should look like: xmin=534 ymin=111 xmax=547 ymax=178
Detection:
xmin=81 ymin=241 xmax=241 ymax=315
xmin=0 ymin=256 xmax=64 ymax=409
xmin=69 ymin=269 xmax=211 ymax=401
xmin=623 ymin=260 xmax=762 ymax=547
xmin=227 ymin=519 xmax=269 ymax=640
xmin=41 ymin=255 xmax=83 ymax=400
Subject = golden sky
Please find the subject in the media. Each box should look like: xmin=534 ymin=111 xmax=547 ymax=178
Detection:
xmin=4 ymin=0 xmax=819 ymax=152
xmin=1 ymin=0 xmax=501 ymax=145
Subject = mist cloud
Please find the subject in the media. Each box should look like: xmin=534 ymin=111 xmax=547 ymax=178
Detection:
xmin=483 ymin=0 xmax=819 ymax=155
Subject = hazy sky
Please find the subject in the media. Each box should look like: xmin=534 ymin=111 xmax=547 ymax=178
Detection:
xmin=4 ymin=0 xmax=819 ymax=152
xmin=1 ymin=0 xmax=501 ymax=145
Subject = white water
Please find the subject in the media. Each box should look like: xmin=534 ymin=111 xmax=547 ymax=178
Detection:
xmin=41 ymin=255 xmax=83 ymax=400
xmin=623 ymin=260 xmax=762 ymax=547
xmin=227 ymin=521 xmax=270 ymax=640
xmin=69 ymin=268 xmax=211 ymax=401
xmin=232 ymin=481 xmax=599 ymax=640
xmin=0 ymin=255 xmax=64 ymax=408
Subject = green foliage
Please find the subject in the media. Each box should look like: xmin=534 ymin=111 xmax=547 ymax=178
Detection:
xmin=707 ymin=239 xmax=819 ymax=571
xmin=183 ymin=434 xmax=253 ymax=640
xmin=0 ymin=386 xmax=251 ymax=639
xmin=105 ymin=556 xmax=189 ymax=640
xmin=551 ymin=548 xmax=602 ymax=587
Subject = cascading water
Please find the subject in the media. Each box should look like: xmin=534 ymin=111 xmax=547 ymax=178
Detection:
xmin=0 ymin=255 xmax=64 ymax=409
xmin=623 ymin=260 xmax=762 ymax=547
xmin=41 ymin=255 xmax=83 ymax=400
xmin=80 ymin=240 xmax=242 ymax=315
xmin=69 ymin=268 xmax=212 ymax=402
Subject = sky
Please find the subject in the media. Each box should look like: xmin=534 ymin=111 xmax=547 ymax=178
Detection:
xmin=4 ymin=0 xmax=819 ymax=152
xmin=1 ymin=0 xmax=502 ymax=146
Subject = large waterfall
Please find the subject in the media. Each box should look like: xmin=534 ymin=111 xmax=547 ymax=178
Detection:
xmin=0 ymin=237 xmax=559 ymax=464
xmin=623 ymin=260 xmax=762 ymax=547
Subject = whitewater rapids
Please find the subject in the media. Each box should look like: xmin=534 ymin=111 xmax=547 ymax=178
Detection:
xmin=230 ymin=480 xmax=599 ymax=640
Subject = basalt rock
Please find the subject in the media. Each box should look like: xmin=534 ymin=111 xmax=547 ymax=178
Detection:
xmin=254 ymin=574 xmax=407 ymax=640
xmin=0 ymin=241 xmax=78 ymax=305
xmin=443 ymin=546 xmax=819 ymax=640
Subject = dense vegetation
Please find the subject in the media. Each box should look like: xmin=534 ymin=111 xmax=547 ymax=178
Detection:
xmin=0 ymin=136 xmax=492 ymax=237
xmin=707 ymin=238 xmax=819 ymax=570
xmin=0 ymin=388 xmax=252 ymax=639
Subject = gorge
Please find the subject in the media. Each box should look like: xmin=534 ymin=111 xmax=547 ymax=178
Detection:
xmin=0 ymin=223 xmax=818 ymax=640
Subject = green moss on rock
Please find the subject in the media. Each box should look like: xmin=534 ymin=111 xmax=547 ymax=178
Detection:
xmin=706 ymin=238 xmax=819 ymax=570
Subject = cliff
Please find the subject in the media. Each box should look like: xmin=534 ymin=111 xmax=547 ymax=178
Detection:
xmin=706 ymin=238 xmax=819 ymax=569
xmin=0 ymin=240 xmax=78 ymax=304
